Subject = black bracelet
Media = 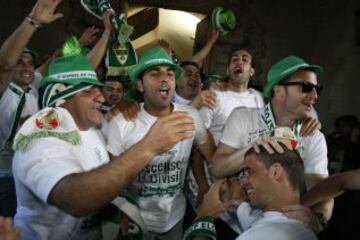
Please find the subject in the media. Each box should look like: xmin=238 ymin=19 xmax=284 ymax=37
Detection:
xmin=25 ymin=16 xmax=41 ymax=29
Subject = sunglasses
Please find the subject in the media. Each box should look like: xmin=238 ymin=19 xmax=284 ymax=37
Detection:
xmin=278 ymin=81 xmax=323 ymax=95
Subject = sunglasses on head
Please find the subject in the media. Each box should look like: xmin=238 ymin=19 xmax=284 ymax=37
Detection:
xmin=278 ymin=81 xmax=323 ymax=95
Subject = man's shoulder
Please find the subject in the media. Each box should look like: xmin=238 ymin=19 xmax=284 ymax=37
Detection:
xmin=110 ymin=112 xmax=130 ymax=125
xmin=242 ymin=215 xmax=315 ymax=240
xmin=13 ymin=107 xmax=80 ymax=152
xmin=230 ymin=105 xmax=263 ymax=119
xmin=0 ymin=85 xmax=17 ymax=102
xmin=301 ymin=129 xmax=326 ymax=142
xmin=248 ymin=87 xmax=264 ymax=97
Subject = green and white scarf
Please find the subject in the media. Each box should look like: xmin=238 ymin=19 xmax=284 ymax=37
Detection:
xmin=80 ymin=0 xmax=138 ymax=77
xmin=106 ymin=14 xmax=137 ymax=77
xmin=1 ymin=83 xmax=27 ymax=152
xmin=13 ymin=107 xmax=81 ymax=152
xmin=101 ymin=190 xmax=146 ymax=239
xmin=261 ymin=103 xmax=301 ymax=140
xmin=183 ymin=216 xmax=217 ymax=240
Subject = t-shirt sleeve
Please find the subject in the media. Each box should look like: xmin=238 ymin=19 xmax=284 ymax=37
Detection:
xmin=198 ymin=91 xmax=219 ymax=129
xmin=13 ymin=139 xmax=83 ymax=204
xmin=199 ymin=106 xmax=214 ymax=129
xmin=106 ymin=115 xmax=127 ymax=156
xmin=220 ymin=108 xmax=249 ymax=149
xmin=236 ymin=202 xmax=263 ymax=231
xmin=301 ymin=131 xmax=329 ymax=175
xmin=192 ymin=109 xmax=208 ymax=145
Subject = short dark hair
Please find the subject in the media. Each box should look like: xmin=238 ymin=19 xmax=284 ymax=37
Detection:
xmin=227 ymin=44 xmax=257 ymax=68
xmin=180 ymin=61 xmax=200 ymax=70
xmin=104 ymin=75 xmax=130 ymax=91
xmin=245 ymin=143 xmax=306 ymax=194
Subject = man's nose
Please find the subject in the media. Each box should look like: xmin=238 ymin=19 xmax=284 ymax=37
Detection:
xmin=239 ymin=175 xmax=249 ymax=186
xmin=94 ymin=88 xmax=105 ymax=103
xmin=23 ymin=62 xmax=34 ymax=70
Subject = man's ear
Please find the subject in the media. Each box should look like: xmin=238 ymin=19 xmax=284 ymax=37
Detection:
xmin=137 ymin=79 xmax=144 ymax=93
xmin=250 ymin=67 xmax=255 ymax=77
xmin=270 ymin=163 xmax=283 ymax=181
xmin=273 ymin=85 xmax=284 ymax=97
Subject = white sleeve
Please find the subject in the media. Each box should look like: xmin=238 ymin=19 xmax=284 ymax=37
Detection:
xmin=191 ymin=109 xmax=208 ymax=145
xmin=301 ymin=131 xmax=329 ymax=175
xmin=199 ymin=106 xmax=215 ymax=129
xmin=236 ymin=202 xmax=263 ymax=231
xmin=220 ymin=108 xmax=249 ymax=149
xmin=13 ymin=139 xmax=83 ymax=203
xmin=199 ymin=91 xmax=219 ymax=129
xmin=106 ymin=116 xmax=127 ymax=156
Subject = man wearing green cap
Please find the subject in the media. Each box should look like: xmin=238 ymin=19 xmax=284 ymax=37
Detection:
xmin=10 ymin=27 xmax=196 ymax=240
xmin=12 ymin=51 xmax=197 ymax=239
xmin=212 ymin=55 xmax=332 ymax=234
xmin=107 ymin=47 xmax=214 ymax=239
xmin=0 ymin=0 xmax=64 ymax=218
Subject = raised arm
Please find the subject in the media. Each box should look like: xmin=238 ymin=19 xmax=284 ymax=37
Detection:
xmin=191 ymin=29 xmax=219 ymax=68
xmin=86 ymin=10 xmax=114 ymax=68
xmin=0 ymin=0 xmax=63 ymax=94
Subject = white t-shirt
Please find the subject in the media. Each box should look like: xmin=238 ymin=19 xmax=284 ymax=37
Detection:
xmin=199 ymin=88 xmax=264 ymax=145
xmin=99 ymin=113 xmax=110 ymax=142
xmin=0 ymin=83 xmax=38 ymax=177
xmin=173 ymin=91 xmax=192 ymax=105
xmin=30 ymin=70 xmax=43 ymax=99
xmin=13 ymin=108 xmax=109 ymax=240
xmin=221 ymin=107 xmax=328 ymax=175
xmin=106 ymin=103 xmax=207 ymax=233
xmin=236 ymin=202 xmax=317 ymax=240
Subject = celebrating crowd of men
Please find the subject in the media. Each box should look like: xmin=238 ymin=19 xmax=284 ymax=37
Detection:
xmin=2 ymin=0 xmax=352 ymax=240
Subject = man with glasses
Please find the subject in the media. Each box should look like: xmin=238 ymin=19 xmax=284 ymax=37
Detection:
xmin=212 ymin=55 xmax=332 ymax=234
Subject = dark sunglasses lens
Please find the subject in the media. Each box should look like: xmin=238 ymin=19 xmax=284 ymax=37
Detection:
xmin=302 ymin=83 xmax=322 ymax=94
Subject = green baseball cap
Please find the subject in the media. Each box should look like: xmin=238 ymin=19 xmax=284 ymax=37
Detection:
xmin=129 ymin=47 xmax=183 ymax=85
xmin=41 ymin=54 xmax=104 ymax=107
xmin=211 ymin=7 xmax=236 ymax=35
xmin=264 ymin=55 xmax=323 ymax=98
